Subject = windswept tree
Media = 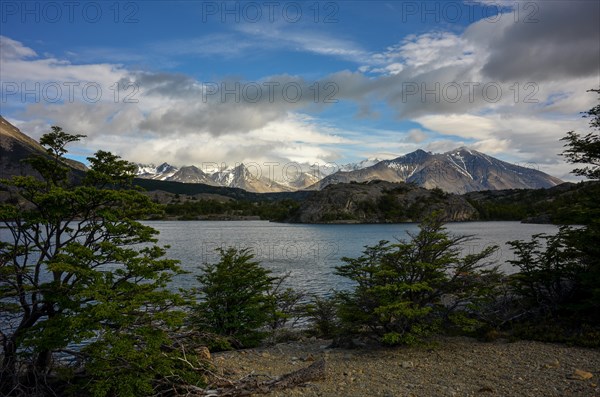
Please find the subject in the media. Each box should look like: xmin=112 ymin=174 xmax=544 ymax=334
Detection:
xmin=0 ymin=128 xmax=202 ymax=396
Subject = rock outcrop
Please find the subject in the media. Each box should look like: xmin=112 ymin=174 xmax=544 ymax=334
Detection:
xmin=285 ymin=180 xmax=478 ymax=223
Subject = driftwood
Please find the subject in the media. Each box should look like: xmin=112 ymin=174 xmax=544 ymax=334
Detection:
xmin=196 ymin=359 xmax=326 ymax=396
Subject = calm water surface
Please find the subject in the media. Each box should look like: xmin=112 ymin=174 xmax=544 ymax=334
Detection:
xmin=145 ymin=221 xmax=559 ymax=295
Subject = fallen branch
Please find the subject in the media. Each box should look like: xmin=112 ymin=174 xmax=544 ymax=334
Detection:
xmin=193 ymin=358 xmax=326 ymax=396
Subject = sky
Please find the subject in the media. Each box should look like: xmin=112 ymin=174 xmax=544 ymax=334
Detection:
xmin=1 ymin=0 xmax=599 ymax=181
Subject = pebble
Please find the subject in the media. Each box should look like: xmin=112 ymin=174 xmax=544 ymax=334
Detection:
xmin=570 ymin=369 xmax=594 ymax=380
xmin=213 ymin=336 xmax=600 ymax=397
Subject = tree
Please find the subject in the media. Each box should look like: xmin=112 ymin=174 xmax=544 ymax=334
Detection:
xmin=335 ymin=213 xmax=500 ymax=346
xmin=561 ymin=88 xmax=600 ymax=179
xmin=559 ymin=89 xmax=600 ymax=322
xmin=264 ymin=273 xmax=306 ymax=341
xmin=507 ymin=231 xmax=581 ymax=316
xmin=0 ymin=128 xmax=202 ymax=396
xmin=507 ymin=89 xmax=600 ymax=330
xmin=303 ymin=294 xmax=340 ymax=339
xmin=193 ymin=247 xmax=277 ymax=348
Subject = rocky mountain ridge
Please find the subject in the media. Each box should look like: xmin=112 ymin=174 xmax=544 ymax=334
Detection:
xmin=134 ymin=162 xmax=327 ymax=193
xmin=312 ymin=147 xmax=563 ymax=194
xmin=135 ymin=148 xmax=562 ymax=194
xmin=0 ymin=116 xmax=86 ymax=180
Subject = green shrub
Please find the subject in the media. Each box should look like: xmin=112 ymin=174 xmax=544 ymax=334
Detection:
xmin=265 ymin=274 xmax=306 ymax=341
xmin=507 ymin=230 xmax=581 ymax=317
xmin=334 ymin=213 xmax=500 ymax=346
xmin=506 ymin=224 xmax=600 ymax=326
xmin=193 ymin=248 xmax=276 ymax=348
xmin=303 ymin=295 xmax=341 ymax=339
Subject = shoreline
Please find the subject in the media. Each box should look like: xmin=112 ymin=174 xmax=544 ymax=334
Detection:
xmin=213 ymin=336 xmax=599 ymax=397
xmin=145 ymin=218 xmax=572 ymax=226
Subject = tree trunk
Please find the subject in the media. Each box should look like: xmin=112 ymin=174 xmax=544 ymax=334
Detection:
xmin=0 ymin=337 xmax=18 ymax=395
xmin=34 ymin=349 xmax=52 ymax=374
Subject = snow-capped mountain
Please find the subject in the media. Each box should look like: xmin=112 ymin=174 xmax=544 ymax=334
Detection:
xmin=212 ymin=163 xmax=292 ymax=193
xmin=134 ymin=148 xmax=563 ymax=194
xmin=313 ymin=147 xmax=563 ymax=194
xmin=135 ymin=162 xmax=292 ymax=193
xmin=135 ymin=163 xmax=178 ymax=180
xmin=339 ymin=158 xmax=383 ymax=172
xmin=134 ymin=157 xmax=381 ymax=192
xmin=168 ymin=166 xmax=218 ymax=185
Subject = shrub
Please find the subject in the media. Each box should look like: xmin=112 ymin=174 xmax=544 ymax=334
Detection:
xmin=507 ymin=225 xmax=600 ymax=326
xmin=334 ymin=213 xmax=500 ymax=346
xmin=507 ymin=230 xmax=581 ymax=317
xmin=303 ymin=294 xmax=341 ymax=339
xmin=265 ymin=273 xmax=306 ymax=341
xmin=193 ymin=248 xmax=276 ymax=348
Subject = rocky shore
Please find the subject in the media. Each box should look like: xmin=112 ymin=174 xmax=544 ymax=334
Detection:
xmin=214 ymin=336 xmax=599 ymax=397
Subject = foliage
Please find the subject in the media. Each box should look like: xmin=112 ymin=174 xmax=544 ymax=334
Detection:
xmin=507 ymin=224 xmax=600 ymax=326
xmin=504 ymin=89 xmax=600 ymax=341
xmin=193 ymin=248 xmax=277 ymax=348
xmin=265 ymin=273 xmax=306 ymax=341
xmin=511 ymin=320 xmax=600 ymax=348
xmin=466 ymin=181 xmax=600 ymax=223
xmin=0 ymin=127 xmax=203 ymax=396
xmin=334 ymin=213 xmax=500 ymax=346
xmin=561 ymin=88 xmax=600 ymax=180
xmin=303 ymin=295 xmax=341 ymax=339
xmin=507 ymin=230 xmax=581 ymax=316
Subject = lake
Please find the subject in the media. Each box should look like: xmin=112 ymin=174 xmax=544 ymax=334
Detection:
xmin=146 ymin=221 xmax=559 ymax=295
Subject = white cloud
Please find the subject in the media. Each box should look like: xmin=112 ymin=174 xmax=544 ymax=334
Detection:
xmin=406 ymin=129 xmax=428 ymax=143
xmin=2 ymin=0 xmax=598 ymax=180
xmin=0 ymin=36 xmax=37 ymax=60
xmin=0 ymin=36 xmax=130 ymax=109
xmin=415 ymin=114 xmax=497 ymax=140
xmin=415 ymin=111 xmax=590 ymax=178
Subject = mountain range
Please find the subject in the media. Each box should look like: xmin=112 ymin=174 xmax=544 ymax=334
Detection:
xmin=0 ymin=116 xmax=562 ymax=194
xmin=135 ymin=162 xmax=323 ymax=193
xmin=135 ymin=148 xmax=562 ymax=194
xmin=312 ymin=148 xmax=563 ymax=194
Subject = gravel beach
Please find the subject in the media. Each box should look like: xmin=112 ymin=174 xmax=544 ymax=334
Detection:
xmin=214 ymin=336 xmax=599 ymax=397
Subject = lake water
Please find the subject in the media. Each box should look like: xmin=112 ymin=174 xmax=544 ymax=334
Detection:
xmin=0 ymin=220 xmax=561 ymax=339
xmin=146 ymin=221 xmax=559 ymax=295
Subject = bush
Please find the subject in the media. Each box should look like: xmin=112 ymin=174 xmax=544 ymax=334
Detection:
xmin=334 ymin=213 xmax=500 ymax=346
xmin=193 ymin=248 xmax=276 ymax=348
xmin=265 ymin=273 xmax=306 ymax=342
xmin=303 ymin=294 xmax=341 ymax=339
xmin=507 ymin=230 xmax=581 ymax=317
xmin=507 ymin=225 xmax=600 ymax=327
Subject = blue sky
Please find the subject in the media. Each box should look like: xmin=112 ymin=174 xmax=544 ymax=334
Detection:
xmin=1 ymin=0 xmax=599 ymax=180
